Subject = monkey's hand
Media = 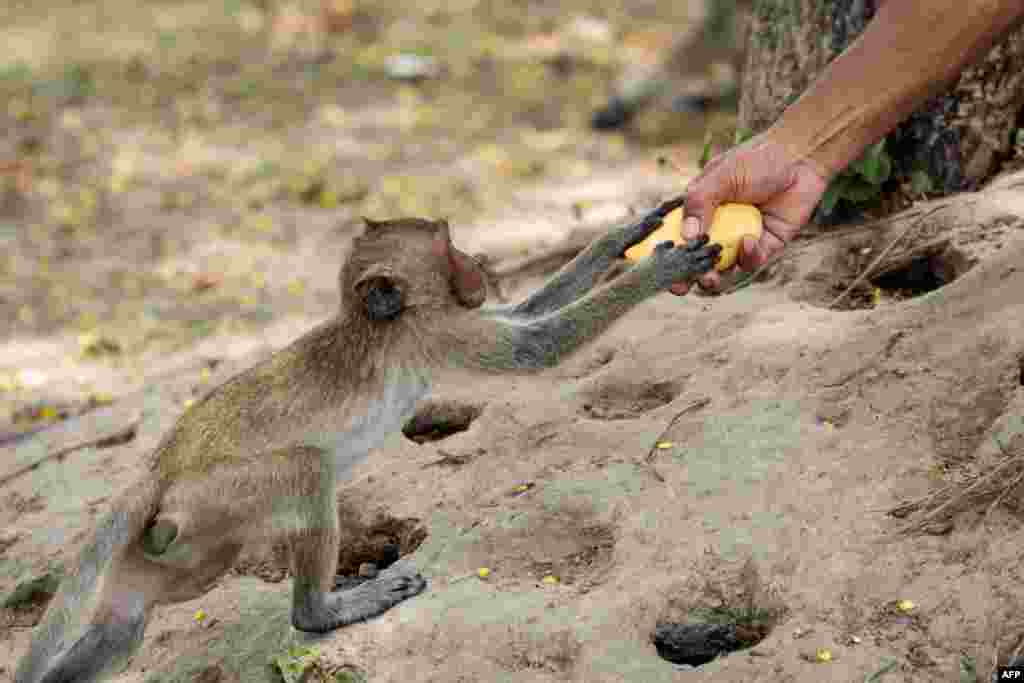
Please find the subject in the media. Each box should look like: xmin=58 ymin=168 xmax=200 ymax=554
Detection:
xmin=507 ymin=195 xmax=688 ymax=319
xmin=614 ymin=195 xmax=687 ymax=256
xmin=646 ymin=235 xmax=722 ymax=289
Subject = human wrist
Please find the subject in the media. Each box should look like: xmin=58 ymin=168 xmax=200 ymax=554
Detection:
xmin=760 ymin=0 xmax=1024 ymax=181
xmin=758 ymin=115 xmax=840 ymax=183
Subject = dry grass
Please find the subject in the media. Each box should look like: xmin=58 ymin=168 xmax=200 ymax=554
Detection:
xmin=889 ymin=435 xmax=1024 ymax=534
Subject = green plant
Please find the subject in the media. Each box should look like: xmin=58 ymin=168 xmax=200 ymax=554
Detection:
xmin=819 ymin=138 xmax=892 ymax=216
xmin=270 ymin=645 xmax=368 ymax=683
xmin=334 ymin=669 xmax=368 ymax=683
xmin=270 ymin=645 xmax=321 ymax=683
xmin=0 ymin=62 xmax=32 ymax=82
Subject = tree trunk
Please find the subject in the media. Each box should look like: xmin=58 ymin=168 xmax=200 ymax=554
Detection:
xmin=738 ymin=0 xmax=1024 ymax=215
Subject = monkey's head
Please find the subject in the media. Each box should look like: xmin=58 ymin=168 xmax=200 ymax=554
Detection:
xmin=340 ymin=217 xmax=488 ymax=322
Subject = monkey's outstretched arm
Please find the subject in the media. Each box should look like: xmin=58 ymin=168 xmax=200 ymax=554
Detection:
xmin=444 ymin=237 xmax=720 ymax=372
xmin=503 ymin=196 xmax=686 ymax=319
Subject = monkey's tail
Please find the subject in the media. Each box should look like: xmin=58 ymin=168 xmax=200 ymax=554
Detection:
xmin=15 ymin=478 xmax=161 ymax=683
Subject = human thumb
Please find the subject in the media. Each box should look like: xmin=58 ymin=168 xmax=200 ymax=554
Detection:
xmin=682 ymin=182 xmax=720 ymax=241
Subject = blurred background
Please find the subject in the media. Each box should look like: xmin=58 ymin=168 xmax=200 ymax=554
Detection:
xmin=0 ymin=0 xmax=745 ymax=424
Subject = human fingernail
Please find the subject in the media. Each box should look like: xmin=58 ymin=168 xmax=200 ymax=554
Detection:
xmin=683 ymin=216 xmax=700 ymax=240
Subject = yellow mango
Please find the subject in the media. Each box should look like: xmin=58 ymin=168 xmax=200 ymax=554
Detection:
xmin=624 ymin=203 xmax=763 ymax=272
xmin=623 ymin=205 xmax=683 ymax=262
xmin=705 ymin=203 xmax=764 ymax=271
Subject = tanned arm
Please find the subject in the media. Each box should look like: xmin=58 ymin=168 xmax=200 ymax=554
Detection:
xmin=772 ymin=0 xmax=1024 ymax=179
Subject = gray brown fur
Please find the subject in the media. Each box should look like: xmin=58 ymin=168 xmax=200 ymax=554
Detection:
xmin=16 ymin=199 xmax=719 ymax=682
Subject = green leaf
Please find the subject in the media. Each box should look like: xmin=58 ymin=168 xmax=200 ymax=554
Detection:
xmin=958 ymin=654 xmax=977 ymax=683
xmin=271 ymin=645 xmax=320 ymax=683
xmin=157 ymin=31 xmax=177 ymax=50
xmin=0 ymin=62 xmax=32 ymax=81
xmin=698 ymin=133 xmax=713 ymax=169
xmin=909 ymin=170 xmax=934 ymax=195
xmin=733 ymin=127 xmax=754 ymax=146
xmin=852 ymin=139 xmax=891 ymax=185
xmin=819 ymin=180 xmax=843 ymax=216
xmin=841 ymin=178 xmax=883 ymax=203
xmin=864 ymin=656 xmax=898 ymax=682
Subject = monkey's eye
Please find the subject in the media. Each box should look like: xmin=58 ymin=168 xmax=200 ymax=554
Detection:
xmin=358 ymin=277 xmax=405 ymax=321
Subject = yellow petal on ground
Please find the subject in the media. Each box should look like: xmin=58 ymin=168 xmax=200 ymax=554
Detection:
xmin=61 ymin=110 xmax=83 ymax=129
xmin=247 ymin=214 xmax=275 ymax=234
xmin=90 ymin=392 xmax=115 ymax=406
xmin=656 ymin=441 xmax=674 ymax=449
xmin=318 ymin=189 xmax=339 ymax=209
xmin=477 ymin=567 xmax=491 ymax=579
xmin=541 ymin=575 xmax=559 ymax=585
xmin=193 ymin=608 xmax=206 ymax=622
xmin=815 ymin=648 xmax=833 ymax=663
xmin=78 ymin=331 xmax=99 ymax=349
xmin=320 ymin=105 xmax=348 ymax=128
xmin=896 ymin=599 xmax=915 ymax=612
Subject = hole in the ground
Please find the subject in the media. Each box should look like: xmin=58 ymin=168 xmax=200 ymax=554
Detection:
xmin=652 ymin=606 xmax=776 ymax=668
xmin=402 ymin=399 xmax=484 ymax=443
xmin=869 ymin=252 xmax=955 ymax=298
xmin=652 ymin=557 xmax=785 ymax=668
xmin=233 ymin=507 xmax=428 ymax=585
xmin=334 ymin=511 xmax=428 ymax=575
xmin=798 ymin=239 xmax=973 ymax=310
xmin=578 ymin=380 xmax=682 ymax=420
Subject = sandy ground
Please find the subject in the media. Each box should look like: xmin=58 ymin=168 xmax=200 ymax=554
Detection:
xmin=2 ymin=165 xmax=1024 ymax=683
xmin=3 ymin=2 xmax=1024 ymax=683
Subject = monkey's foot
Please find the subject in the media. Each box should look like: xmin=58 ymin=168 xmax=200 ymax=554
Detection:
xmin=293 ymin=560 xmax=427 ymax=633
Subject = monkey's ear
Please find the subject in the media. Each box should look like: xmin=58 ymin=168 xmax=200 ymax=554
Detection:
xmin=432 ymin=219 xmax=487 ymax=309
xmin=355 ymin=269 xmax=405 ymax=321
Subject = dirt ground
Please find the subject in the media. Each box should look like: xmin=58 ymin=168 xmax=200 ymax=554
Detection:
xmin=3 ymin=2 xmax=1024 ymax=683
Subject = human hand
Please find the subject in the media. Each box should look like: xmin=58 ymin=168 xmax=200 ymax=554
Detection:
xmin=667 ymin=133 xmax=830 ymax=295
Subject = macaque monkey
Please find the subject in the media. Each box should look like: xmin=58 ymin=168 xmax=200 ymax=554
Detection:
xmin=16 ymin=197 xmax=720 ymax=682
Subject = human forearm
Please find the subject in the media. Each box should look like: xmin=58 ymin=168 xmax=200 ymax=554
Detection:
xmin=770 ymin=0 xmax=1024 ymax=179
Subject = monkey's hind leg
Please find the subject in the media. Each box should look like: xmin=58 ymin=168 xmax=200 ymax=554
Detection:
xmin=288 ymin=508 xmax=427 ymax=634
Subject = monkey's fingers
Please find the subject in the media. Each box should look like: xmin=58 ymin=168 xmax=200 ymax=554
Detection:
xmin=681 ymin=234 xmax=711 ymax=252
xmin=690 ymin=243 xmax=723 ymax=273
xmin=618 ymin=196 xmax=688 ymax=252
xmin=672 ymin=243 xmax=722 ymax=277
xmin=653 ymin=195 xmax=686 ymax=218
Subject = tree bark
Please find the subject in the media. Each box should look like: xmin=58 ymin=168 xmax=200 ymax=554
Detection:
xmin=739 ymin=0 xmax=1024 ymax=201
